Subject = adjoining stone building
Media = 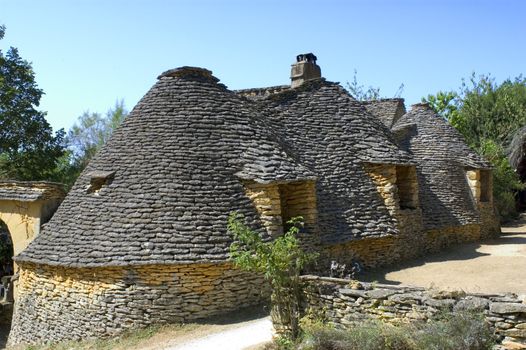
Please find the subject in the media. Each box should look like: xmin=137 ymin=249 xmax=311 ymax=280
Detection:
xmin=7 ymin=55 xmax=500 ymax=345
xmin=392 ymin=103 xmax=500 ymax=248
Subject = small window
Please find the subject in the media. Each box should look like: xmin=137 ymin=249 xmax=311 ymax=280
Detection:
xmin=86 ymin=171 xmax=115 ymax=194
xmin=278 ymin=181 xmax=317 ymax=233
xmin=396 ymin=166 xmax=418 ymax=210
xmin=480 ymin=170 xmax=491 ymax=202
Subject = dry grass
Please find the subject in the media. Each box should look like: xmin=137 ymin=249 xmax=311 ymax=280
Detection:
xmin=9 ymin=323 xmax=200 ymax=350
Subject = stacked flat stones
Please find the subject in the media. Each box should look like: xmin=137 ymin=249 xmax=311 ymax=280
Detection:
xmin=300 ymin=276 xmax=526 ymax=350
xmin=362 ymin=98 xmax=407 ymax=129
xmin=18 ymin=71 xmax=415 ymax=267
xmin=16 ymin=67 xmax=312 ymax=267
xmin=240 ymin=80 xmax=415 ymax=244
xmin=392 ymin=104 xmax=490 ymax=230
xmin=0 ymin=182 xmax=65 ymax=202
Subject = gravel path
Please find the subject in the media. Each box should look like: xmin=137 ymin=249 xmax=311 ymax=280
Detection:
xmin=161 ymin=317 xmax=272 ymax=350
xmin=363 ymin=221 xmax=526 ymax=294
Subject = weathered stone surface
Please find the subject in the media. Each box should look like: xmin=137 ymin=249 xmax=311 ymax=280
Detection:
xmin=8 ymin=61 xmax=502 ymax=347
xmin=491 ymin=303 xmax=526 ymax=315
xmin=8 ymin=262 xmax=268 ymax=345
xmin=299 ymin=276 xmax=526 ymax=350
xmin=454 ymin=296 xmax=489 ymax=311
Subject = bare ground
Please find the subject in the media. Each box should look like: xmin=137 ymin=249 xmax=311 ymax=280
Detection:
xmin=362 ymin=218 xmax=526 ymax=295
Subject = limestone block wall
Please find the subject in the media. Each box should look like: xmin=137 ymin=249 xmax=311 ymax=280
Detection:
xmin=424 ymin=224 xmax=481 ymax=253
xmin=300 ymin=276 xmax=526 ymax=349
xmin=479 ymin=202 xmax=501 ymax=239
xmin=0 ymin=200 xmax=41 ymax=258
xmin=243 ymin=180 xmax=320 ymax=251
xmin=328 ymin=163 xmax=424 ymax=268
xmin=8 ymin=262 xmax=268 ymax=345
xmin=244 ymin=182 xmax=283 ymax=236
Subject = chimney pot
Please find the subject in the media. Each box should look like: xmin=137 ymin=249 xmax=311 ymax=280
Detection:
xmin=290 ymin=53 xmax=322 ymax=88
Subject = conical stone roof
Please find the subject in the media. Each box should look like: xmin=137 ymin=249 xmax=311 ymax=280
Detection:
xmin=255 ymin=79 xmax=414 ymax=244
xmin=392 ymin=103 xmax=490 ymax=229
xmin=16 ymin=67 xmax=313 ymax=267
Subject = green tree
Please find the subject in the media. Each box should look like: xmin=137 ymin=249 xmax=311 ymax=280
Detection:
xmin=423 ymin=74 xmax=526 ymax=221
xmin=0 ymin=25 xmax=65 ymax=180
xmin=68 ymin=100 xmax=127 ymax=168
xmin=228 ymin=213 xmax=317 ymax=340
xmin=58 ymin=101 xmax=128 ymax=189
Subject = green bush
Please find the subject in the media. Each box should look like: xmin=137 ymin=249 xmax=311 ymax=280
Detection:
xmin=298 ymin=321 xmax=412 ymax=350
xmin=413 ymin=311 xmax=495 ymax=350
xmin=293 ymin=311 xmax=495 ymax=350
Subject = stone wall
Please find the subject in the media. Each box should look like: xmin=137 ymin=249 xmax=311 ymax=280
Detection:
xmin=300 ymin=275 xmax=526 ymax=349
xmin=243 ymin=180 xmax=320 ymax=250
xmin=326 ymin=163 xmax=424 ymax=269
xmin=8 ymin=262 xmax=268 ymax=345
xmin=424 ymin=224 xmax=481 ymax=253
xmin=479 ymin=202 xmax=501 ymax=239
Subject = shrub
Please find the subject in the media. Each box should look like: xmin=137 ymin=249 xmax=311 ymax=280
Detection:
xmin=228 ymin=213 xmax=318 ymax=340
xmin=413 ymin=311 xmax=495 ymax=350
xmin=293 ymin=311 xmax=495 ymax=350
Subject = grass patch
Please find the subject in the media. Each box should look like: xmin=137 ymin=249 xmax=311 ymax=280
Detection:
xmin=13 ymin=323 xmax=199 ymax=350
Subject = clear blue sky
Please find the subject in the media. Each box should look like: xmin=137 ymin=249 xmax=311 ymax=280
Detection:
xmin=1 ymin=0 xmax=525 ymax=133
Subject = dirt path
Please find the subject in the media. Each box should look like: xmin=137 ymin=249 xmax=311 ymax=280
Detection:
xmin=363 ymin=220 xmax=526 ymax=294
xmin=131 ymin=316 xmax=272 ymax=350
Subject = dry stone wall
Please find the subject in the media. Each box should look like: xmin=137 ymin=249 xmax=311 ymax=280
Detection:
xmin=300 ymin=276 xmax=526 ymax=350
xmin=324 ymin=163 xmax=424 ymax=269
xmin=424 ymin=224 xmax=481 ymax=253
xmin=8 ymin=262 xmax=268 ymax=345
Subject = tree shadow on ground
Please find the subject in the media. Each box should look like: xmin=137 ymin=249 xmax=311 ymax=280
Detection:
xmin=360 ymin=242 xmax=491 ymax=286
xmin=195 ymin=303 xmax=270 ymax=326
xmin=483 ymin=233 xmax=526 ymax=245
xmin=361 ymin=227 xmax=526 ymax=286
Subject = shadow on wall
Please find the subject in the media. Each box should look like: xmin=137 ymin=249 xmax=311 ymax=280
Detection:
xmin=0 ymin=324 xmax=9 ymax=350
xmin=416 ymin=165 xmax=478 ymax=230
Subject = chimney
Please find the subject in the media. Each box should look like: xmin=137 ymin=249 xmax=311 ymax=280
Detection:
xmin=290 ymin=53 xmax=322 ymax=88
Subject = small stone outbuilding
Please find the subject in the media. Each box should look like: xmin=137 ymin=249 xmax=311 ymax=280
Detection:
xmin=7 ymin=55 xmax=500 ymax=345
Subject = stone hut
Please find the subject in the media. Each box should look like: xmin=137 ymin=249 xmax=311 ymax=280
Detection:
xmin=0 ymin=182 xmax=64 ymax=282
xmin=7 ymin=55 xmax=499 ymax=345
xmin=391 ymin=103 xmax=500 ymax=249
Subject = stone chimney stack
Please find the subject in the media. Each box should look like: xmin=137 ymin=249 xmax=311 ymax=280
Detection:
xmin=290 ymin=53 xmax=322 ymax=88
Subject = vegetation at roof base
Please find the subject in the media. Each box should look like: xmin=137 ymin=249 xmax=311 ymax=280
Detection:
xmin=228 ymin=213 xmax=318 ymax=340
xmin=264 ymin=310 xmax=495 ymax=350
xmin=424 ymin=74 xmax=526 ymax=221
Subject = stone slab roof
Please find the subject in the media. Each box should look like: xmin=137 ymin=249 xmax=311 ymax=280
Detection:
xmin=362 ymin=98 xmax=406 ymax=129
xmin=15 ymin=71 xmax=430 ymax=267
xmin=0 ymin=181 xmax=65 ymax=202
xmin=257 ymin=79 xmax=414 ymax=244
xmin=16 ymin=67 xmax=317 ymax=267
xmin=235 ymin=85 xmax=290 ymax=101
xmin=392 ymin=104 xmax=490 ymax=229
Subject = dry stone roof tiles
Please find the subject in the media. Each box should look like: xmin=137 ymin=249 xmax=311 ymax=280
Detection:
xmin=392 ymin=104 xmax=490 ymax=229
xmin=0 ymin=181 xmax=65 ymax=202
xmin=16 ymin=68 xmax=484 ymax=267
xmin=362 ymin=98 xmax=406 ymax=129
xmin=252 ymin=79 xmax=414 ymax=244
xmin=16 ymin=67 xmax=313 ymax=267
